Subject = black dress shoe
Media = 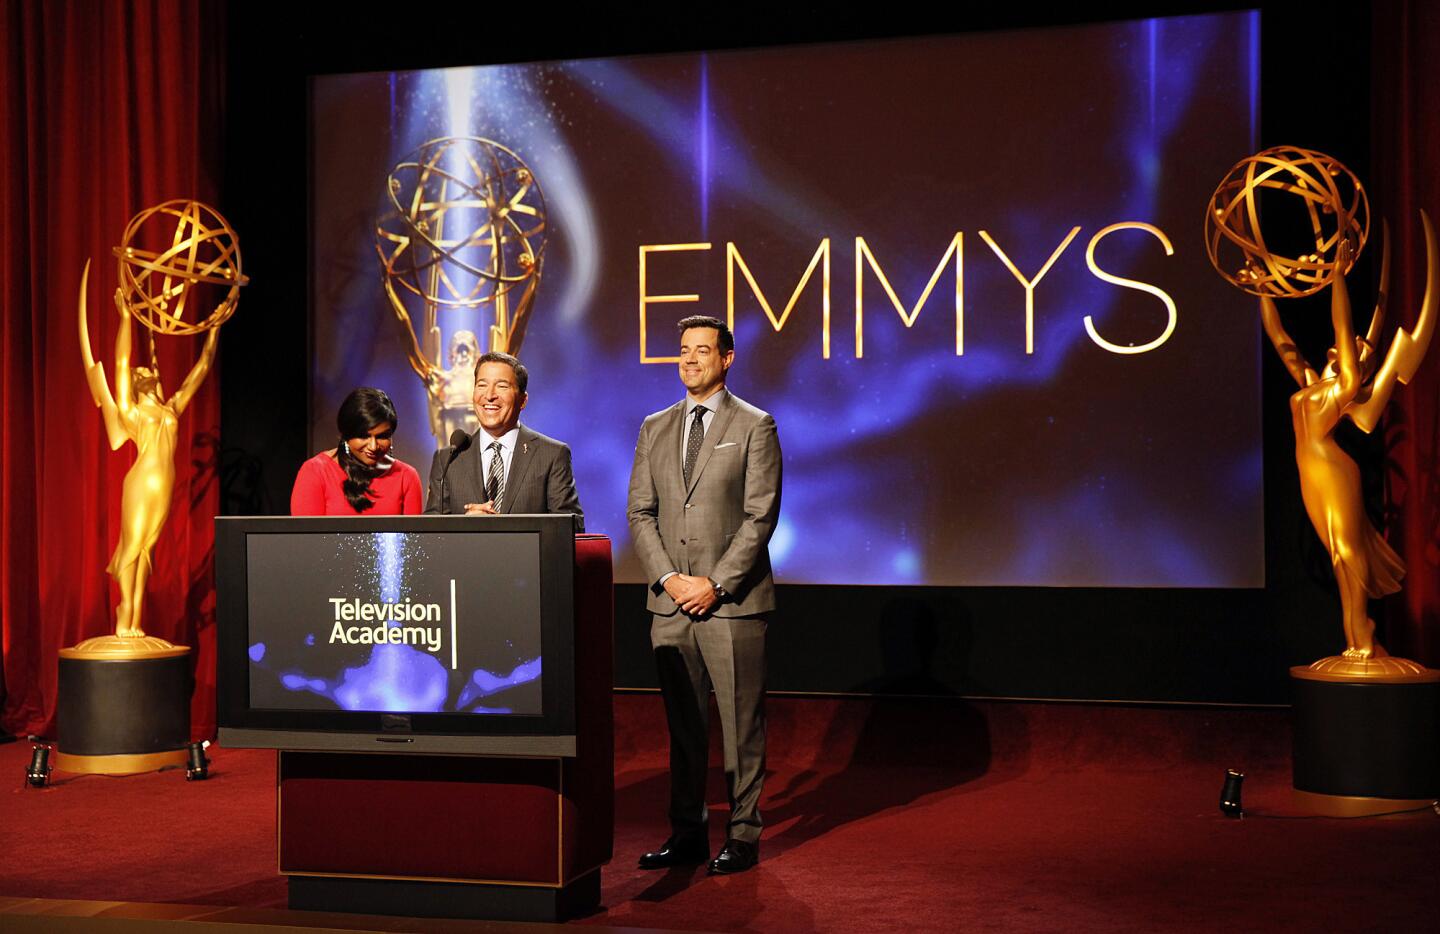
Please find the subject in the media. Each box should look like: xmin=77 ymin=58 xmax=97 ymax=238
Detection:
xmin=707 ymin=838 xmax=758 ymax=875
xmin=638 ymin=835 xmax=709 ymax=869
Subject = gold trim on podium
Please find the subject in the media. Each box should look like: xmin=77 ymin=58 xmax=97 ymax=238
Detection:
xmin=556 ymin=758 xmax=565 ymax=886
xmin=282 ymin=868 xmax=596 ymax=890
xmin=54 ymin=749 xmax=188 ymax=775
xmin=1291 ymin=789 xmax=1438 ymax=818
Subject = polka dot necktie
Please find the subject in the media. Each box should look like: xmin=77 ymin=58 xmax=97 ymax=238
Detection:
xmin=683 ymin=406 xmax=706 ymax=484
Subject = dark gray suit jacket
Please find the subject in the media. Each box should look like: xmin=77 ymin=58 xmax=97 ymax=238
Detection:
xmin=425 ymin=424 xmax=584 ymax=530
xmin=627 ymin=391 xmax=781 ymax=617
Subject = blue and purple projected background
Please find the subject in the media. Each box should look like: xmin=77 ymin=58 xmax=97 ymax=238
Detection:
xmin=310 ymin=12 xmax=1263 ymax=587
xmin=246 ymin=532 xmax=543 ymax=714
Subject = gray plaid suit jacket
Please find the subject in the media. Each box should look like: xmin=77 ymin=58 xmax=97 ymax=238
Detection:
xmin=627 ymin=391 xmax=781 ymax=617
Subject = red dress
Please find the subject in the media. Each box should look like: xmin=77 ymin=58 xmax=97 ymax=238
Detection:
xmin=289 ymin=453 xmax=424 ymax=516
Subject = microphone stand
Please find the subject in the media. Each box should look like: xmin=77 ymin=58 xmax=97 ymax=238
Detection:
xmin=440 ymin=429 xmax=471 ymax=515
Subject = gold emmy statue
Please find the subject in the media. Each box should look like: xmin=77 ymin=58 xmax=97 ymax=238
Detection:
xmin=1206 ymin=147 xmax=1437 ymax=680
xmin=73 ymin=200 xmax=247 ymax=660
xmin=375 ymin=136 xmax=547 ymax=447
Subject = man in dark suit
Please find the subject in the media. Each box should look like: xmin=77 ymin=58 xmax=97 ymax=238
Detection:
xmin=424 ymin=351 xmax=584 ymax=530
xmin=627 ymin=315 xmax=782 ymax=875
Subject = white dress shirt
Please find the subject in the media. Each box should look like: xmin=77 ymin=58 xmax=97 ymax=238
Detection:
xmin=480 ymin=426 xmax=519 ymax=500
xmin=681 ymin=389 xmax=726 ymax=461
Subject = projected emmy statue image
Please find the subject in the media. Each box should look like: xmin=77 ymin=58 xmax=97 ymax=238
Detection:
xmin=375 ymin=136 xmax=547 ymax=449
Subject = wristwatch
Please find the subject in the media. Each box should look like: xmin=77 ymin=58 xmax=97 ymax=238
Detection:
xmin=711 ymin=581 xmax=728 ymax=600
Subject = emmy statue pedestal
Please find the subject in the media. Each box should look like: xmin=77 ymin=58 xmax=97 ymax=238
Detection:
xmin=1290 ymin=663 xmax=1440 ymax=816
xmin=56 ymin=638 xmax=192 ymax=774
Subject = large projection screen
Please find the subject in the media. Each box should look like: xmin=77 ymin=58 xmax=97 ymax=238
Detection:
xmin=310 ymin=12 xmax=1263 ymax=588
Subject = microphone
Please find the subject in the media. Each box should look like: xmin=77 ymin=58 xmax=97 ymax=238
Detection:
xmin=446 ymin=429 xmax=472 ymax=464
xmin=441 ymin=429 xmax=472 ymax=514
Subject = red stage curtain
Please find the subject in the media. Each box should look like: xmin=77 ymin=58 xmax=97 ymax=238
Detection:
xmin=1373 ymin=0 xmax=1440 ymax=667
xmin=1 ymin=0 xmax=225 ymax=739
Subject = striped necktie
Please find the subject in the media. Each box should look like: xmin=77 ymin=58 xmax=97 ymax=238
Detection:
xmin=486 ymin=441 xmax=505 ymax=509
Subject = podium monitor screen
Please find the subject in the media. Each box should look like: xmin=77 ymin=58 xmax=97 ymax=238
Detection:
xmin=217 ymin=516 xmax=577 ymax=755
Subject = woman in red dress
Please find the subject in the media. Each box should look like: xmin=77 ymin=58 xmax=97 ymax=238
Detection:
xmin=290 ymin=387 xmax=423 ymax=515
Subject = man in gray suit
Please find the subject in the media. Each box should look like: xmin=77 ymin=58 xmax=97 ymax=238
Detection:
xmin=628 ymin=315 xmax=781 ymax=875
xmin=425 ymin=351 xmax=584 ymax=530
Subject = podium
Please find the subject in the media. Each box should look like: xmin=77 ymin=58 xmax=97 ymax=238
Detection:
xmin=216 ymin=518 xmax=612 ymax=922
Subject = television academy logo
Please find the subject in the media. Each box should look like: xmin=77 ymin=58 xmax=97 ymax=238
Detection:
xmin=326 ymin=590 xmax=458 ymax=667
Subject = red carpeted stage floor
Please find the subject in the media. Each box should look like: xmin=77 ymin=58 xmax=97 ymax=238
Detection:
xmin=2 ymin=695 xmax=1436 ymax=932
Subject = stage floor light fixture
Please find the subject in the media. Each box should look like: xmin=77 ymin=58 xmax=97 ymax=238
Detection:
xmin=26 ymin=737 xmax=52 ymax=788
xmin=1220 ymin=768 xmax=1245 ymax=817
xmin=186 ymin=741 xmax=210 ymax=781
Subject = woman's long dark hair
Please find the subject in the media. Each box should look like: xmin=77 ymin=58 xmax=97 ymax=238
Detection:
xmin=336 ymin=387 xmax=397 ymax=512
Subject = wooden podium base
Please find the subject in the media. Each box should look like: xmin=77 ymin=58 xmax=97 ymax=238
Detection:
xmin=278 ymin=750 xmax=610 ymax=923
xmin=288 ymin=869 xmax=600 ymax=923
xmin=1290 ymin=662 xmax=1440 ymax=813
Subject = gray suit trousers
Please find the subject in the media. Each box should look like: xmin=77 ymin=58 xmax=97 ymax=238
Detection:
xmin=651 ymin=612 xmax=767 ymax=844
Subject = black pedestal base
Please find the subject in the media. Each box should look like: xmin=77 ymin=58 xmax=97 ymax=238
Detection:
xmin=288 ymin=869 xmax=601 ymax=923
xmin=1290 ymin=667 xmax=1440 ymax=811
xmin=56 ymin=652 xmax=191 ymax=773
